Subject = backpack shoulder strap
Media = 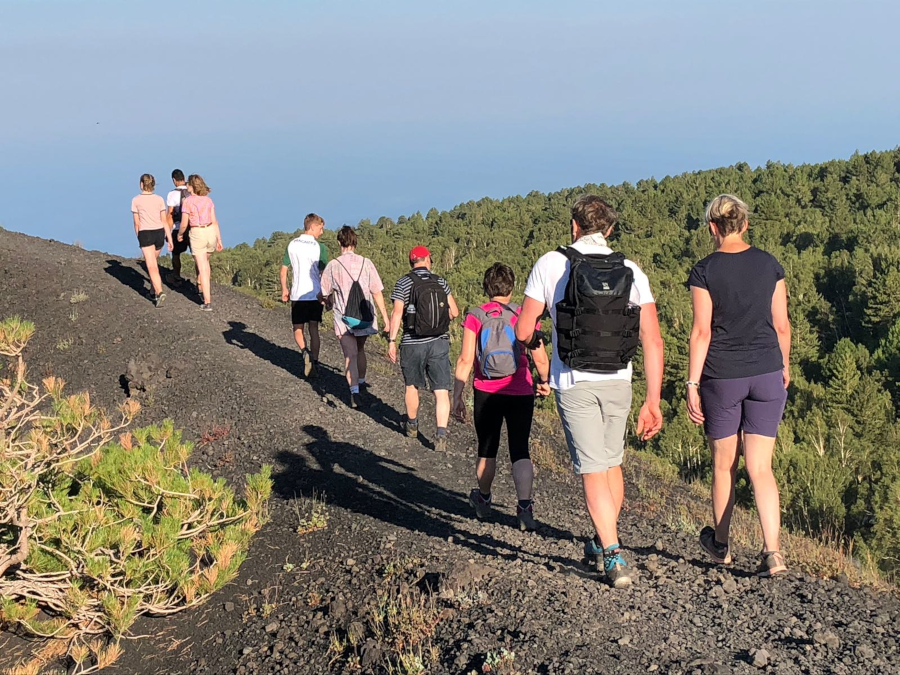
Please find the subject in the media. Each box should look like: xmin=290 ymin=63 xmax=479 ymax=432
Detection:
xmin=469 ymin=306 xmax=488 ymax=323
xmin=557 ymin=246 xmax=584 ymax=262
xmin=336 ymin=257 xmax=363 ymax=282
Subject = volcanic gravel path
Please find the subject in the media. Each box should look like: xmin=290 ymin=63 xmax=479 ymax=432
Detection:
xmin=1 ymin=231 xmax=898 ymax=675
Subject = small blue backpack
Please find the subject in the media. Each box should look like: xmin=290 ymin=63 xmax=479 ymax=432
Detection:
xmin=470 ymin=302 xmax=521 ymax=379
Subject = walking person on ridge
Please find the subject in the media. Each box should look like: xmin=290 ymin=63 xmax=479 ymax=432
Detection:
xmin=687 ymin=194 xmax=791 ymax=578
xmin=280 ymin=213 xmax=329 ymax=378
xmin=387 ymin=245 xmax=459 ymax=452
xmin=165 ymin=169 xmax=191 ymax=286
xmin=178 ymin=174 xmax=222 ymax=311
xmin=131 ymin=173 xmax=172 ymax=308
xmin=452 ymin=263 xmax=551 ymax=531
xmin=516 ymin=195 xmax=664 ymax=588
xmin=319 ymin=226 xmax=390 ymax=409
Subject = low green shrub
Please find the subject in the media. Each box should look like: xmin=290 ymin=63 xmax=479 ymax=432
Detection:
xmin=0 ymin=317 xmax=272 ymax=672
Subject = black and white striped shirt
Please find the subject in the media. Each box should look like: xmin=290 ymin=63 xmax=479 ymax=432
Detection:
xmin=390 ymin=268 xmax=453 ymax=344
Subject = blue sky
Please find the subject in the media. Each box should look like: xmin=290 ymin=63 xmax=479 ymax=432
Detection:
xmin=1 ymin=0 xmax=898 ymax=256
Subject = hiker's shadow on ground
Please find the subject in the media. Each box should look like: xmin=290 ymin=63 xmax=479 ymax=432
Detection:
xmin=104 ymin=258 xmax=200 ymax=305
xmin=273 ymin=424 xmax=587 ymax=573
xmin=162 ymin=274 xmax=202 ymax=304
xmin=104 ymin=259 xmax=150 ymax=299
xmin=222 ymin=321 xmax=403 ymax=433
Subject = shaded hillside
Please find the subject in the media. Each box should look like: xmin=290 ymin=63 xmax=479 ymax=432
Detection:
xmin=3 ymin=231 xmax=899 ymax=674
xmin=196 ymin=149 xmax=900 ymax=576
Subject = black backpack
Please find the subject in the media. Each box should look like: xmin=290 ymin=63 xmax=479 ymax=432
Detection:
xmin=171 ymin=186 xmax=189 ymax=225
xmin=554 ymin=247 xmax=641 ymax=373
xmin=337 ymin=259 xmax=375 ymax=330
xmin=405 ymin=271 xmax=450 ymax=337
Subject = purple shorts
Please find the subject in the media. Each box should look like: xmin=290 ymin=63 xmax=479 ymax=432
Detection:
xmin=699 ymin=370 xmax=787 ymax=440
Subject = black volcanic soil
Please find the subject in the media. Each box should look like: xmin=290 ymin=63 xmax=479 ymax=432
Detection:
xmin=1 ymin=230 xmax=898 ymax=675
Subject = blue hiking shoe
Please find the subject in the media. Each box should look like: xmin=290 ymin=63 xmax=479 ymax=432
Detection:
xmin=584 ymin=537 xmax=632 ymax=588
xmin=584 ymin=535 xmax=604 ymax=564
xmin=603 ymin=545 xmax=632 ymax=588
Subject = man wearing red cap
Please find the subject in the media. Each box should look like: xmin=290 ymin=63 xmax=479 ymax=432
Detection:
xmin=388 ymin=245 xmax=460 ymax=450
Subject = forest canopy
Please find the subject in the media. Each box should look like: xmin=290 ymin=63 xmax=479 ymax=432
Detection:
xmin=206 ymin=148 xmax=900 ymax=574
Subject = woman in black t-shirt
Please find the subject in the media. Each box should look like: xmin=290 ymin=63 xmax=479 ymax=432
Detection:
xmin=686 ymin=194 xmax=791 ymax=578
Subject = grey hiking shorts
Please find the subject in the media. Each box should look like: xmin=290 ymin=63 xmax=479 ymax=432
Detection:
xmin=555 ymin=380 xmax=632 ymax=474
xmin=400 ymin=338 xmax=452 ymax=391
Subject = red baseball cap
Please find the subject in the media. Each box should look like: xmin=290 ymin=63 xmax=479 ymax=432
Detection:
xmin=409 ymin=245 xmax=431 ymax=261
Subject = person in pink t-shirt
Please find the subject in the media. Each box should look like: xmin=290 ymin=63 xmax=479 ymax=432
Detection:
xmin=131 ymin=173 xmax=172 ymax=308
xmin=320 ymin=226 xmax=390 ymax=409
xmin=178 ymin=174 xmax=222 ymax=311
xmin=452 ymin=263 xmax=550 ymax=531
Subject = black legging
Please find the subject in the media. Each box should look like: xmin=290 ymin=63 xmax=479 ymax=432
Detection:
xmin=473 ymin=389 xmax=534 ymax=464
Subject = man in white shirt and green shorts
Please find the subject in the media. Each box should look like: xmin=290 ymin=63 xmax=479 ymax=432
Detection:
xmin=516 ymin=195 xmax=665 ymax=588
xmin=281 ymin=213 xmax=329 ymax=378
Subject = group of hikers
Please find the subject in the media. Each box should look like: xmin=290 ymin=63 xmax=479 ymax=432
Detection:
xmin=130 ymin=170 xmax=223 ymax=311
xmin=132 ymin=173 xmax=791 ymax=588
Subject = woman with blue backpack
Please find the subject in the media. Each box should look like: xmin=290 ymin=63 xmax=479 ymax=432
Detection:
xmin=320 ymin=226 xmax=390 ymax=409
xmin=453 ymin=263 xmax=551 ymax=531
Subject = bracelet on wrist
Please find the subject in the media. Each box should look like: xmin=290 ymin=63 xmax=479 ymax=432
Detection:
xmin=685 ymin=380 xmax=700 ymax=388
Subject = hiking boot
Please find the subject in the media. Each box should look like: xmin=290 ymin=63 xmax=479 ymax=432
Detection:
xmin=757 ymin=550 xmax=788 ymax=578
xmin=584 ymin=535 xmax=603 ymax=567
xmin=469 ymin=489 xmax=492 ymax=519
xmin=699 ymin=526 xmax=733 ymax=565
xmin=602 ymin=546 xmax=633 ymax=588
xmin=585 ymin=538 xmax=632 ymax=587
xmin=516 ymin=502 xmax=538 ymax=532
xmin=154 ymin=292 xmax=166 ymax=308
xmin=349 ymin=393 xmax=361 ymax=409
xmin=405 ymin=419 xmax=419 ymax=439
xmin=199 ymin=303 xmax=212 ymax=312
xmin=434 ymin=434 xmax=447 ymax=452
xmin=301 ymin=349 xmax=313 ymax=377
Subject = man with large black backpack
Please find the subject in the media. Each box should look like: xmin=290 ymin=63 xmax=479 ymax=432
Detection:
xmin=387 ymin=245 xmax=460 ymax=451
xmin=516 ymin=196 xmax=664 ymax=588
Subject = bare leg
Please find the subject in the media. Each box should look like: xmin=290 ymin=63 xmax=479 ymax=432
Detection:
xmin=195 ymin=251 xmax=212 ymax=304
xmin=340 ymin=333 xmax=359 ymax=388
xmin=172 ymin=251 xmax=182 ymax=278
xmin=511 ymin=458 xmax=534 ymax=501
xmin=307 ymin=321 xmax=321 ymax=362
xmin=582 ymin=471 xmax=620 ymax=548
xmin=476 ymin=458 xmax=496 ymax=495
xmin=141 ymin=245 xmax=163 ymax=296
xmin=405 ymin=385 xmax=420 ymax=421
xmin=356 ymin=336 xmax=368 ymax=381
xmin=434 ymin=389 xmax=450 ymax=428
xmin=608 ymin=465 xmax=624 ymax=519
xmin=743 ymin=433 xmax=781 ymax=552
xmin=709 ymin=434 xmax=741 ymax=545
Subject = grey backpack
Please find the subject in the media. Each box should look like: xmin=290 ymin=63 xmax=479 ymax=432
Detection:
xmin=470 ymin=302 xmax=522 ymax=379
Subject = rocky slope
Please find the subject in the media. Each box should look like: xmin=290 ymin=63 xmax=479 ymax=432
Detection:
xmin=1 ymin=230 xmax=898 ymax=675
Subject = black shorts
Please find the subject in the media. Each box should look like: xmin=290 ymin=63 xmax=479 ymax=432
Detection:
xmin=399 ymin=339 xmax=452 ymax=391
xmin=292 ymin=300 xmax=324 ymax=325
xmin=137 ymin=229 xmax=165 ymax=251
xmin=172 ymin=226 xmax=191 ymax=254
xmin=473 ymin=389 xmax=534 ymax=463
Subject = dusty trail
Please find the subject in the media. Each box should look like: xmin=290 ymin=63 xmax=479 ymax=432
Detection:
xmin=1 ymin=231 xmax=898 ymax=675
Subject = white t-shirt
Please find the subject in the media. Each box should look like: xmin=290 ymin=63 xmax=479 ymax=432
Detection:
xmin=285 ymin=234 xmax=325 ymax=302
xmin=166 ymin=187 xmax=188 ymax=230
xmin=523 ymin=241 xmax=655 ymax=390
